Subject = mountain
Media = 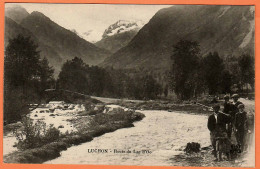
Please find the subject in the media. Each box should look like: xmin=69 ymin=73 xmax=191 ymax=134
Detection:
xmin=5 ymin=5 xmax=29 ymax=23
xmin=5 ymin=16 xmax=63 ymax=67
xmin=5 ymin=8 xmax=111 ymax=77
xmin=95 ymin=20 xmax=144 ymax=53
xmin=20 ymin=11 xmax=110 ymax=67
xmin=81 ymin=30 xmax=103 ymax=43
xmin=101 ymin=5 xmax=255 ymax=71
xmin=70 ymin=29 xmax=102 ymax=43
xmin=4 ymin=16 xmax=35 ymax=46
xmin=101 ymin=20 xmax=144 ymax=38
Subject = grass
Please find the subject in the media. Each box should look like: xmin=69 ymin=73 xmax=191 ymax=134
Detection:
xmin=116 ymin=100 xmax=212 ymax=115
xmin=4 ymin=141 xmax=68 ymax=163
xmin=4 ymin=122 xmax=23 ymax=136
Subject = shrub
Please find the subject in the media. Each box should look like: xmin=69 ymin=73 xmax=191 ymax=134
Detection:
xmin=43 ymin=125 xmax=60 ymax=143
xmin=129 ymin=111 xmax=145 ymax=122
xmin=14 ymin=117 xmax=61 ymax=150
xmin=78 ymin=110 xmax=99 ymax=116
xmin=93 ymin=113 xmax=111 ymax=125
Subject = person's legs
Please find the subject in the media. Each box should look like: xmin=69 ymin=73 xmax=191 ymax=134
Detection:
xmin=226 ymin=152 xmax=231 ymax=161
xmin=240 ymin=130 xmax=245 ymax=152
xmin=223 ymin=138 xmax=231 ymax=160
xmin=235 ymin=130 xmax=241 ymax=145
xmin=227 ymin=123 xmax=232 ymax=139
xmin=210 ymin=132 xmax=217 ymax=157
xmin=236 ymin=130 xmax=245 ymax=152
xmin=216 ymin=139 xmax=223 ymax=161
xmin=218 ymin=152 xmax=223 ymax=161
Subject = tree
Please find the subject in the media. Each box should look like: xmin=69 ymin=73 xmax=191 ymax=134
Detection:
xmin=88 ymin=66 xmax=107 ymax=96
xmin=5 ymin=35 xmax=40 ymax=88
xmin=225 ymin=57 xmax=242 ymax=92
xmin=38 ymin=57 xmax=55 ymax=96
xmin=170 ymin=40 xmax=200 ymax=100
xmin=142 ymin=75 xmax=162 ymax=100
xmin=220 ymin=70 xmax=232 ymax=94
xmin=57 ymin=57 xmax=89 ymax=94
xmin=238 ymin=54 xmax=255 ymax=92
xmin=164 ymin=85 xmax=168 ymax=97
xmin=201 ymin=52 xmax=224 ymax=95
xmin=4 ymin=35 xmax=54 ymax=123
xmin=39 ymin=58 xmax=54 ymax=85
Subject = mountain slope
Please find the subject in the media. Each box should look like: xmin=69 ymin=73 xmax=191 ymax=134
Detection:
xmin=20 ymin=11 xmax=110 ymax=67
xmin=101 ymin=5 xmax=255 ymax=71
xmin=4 ymin=16 xmax=64 ymax=75
xmin=4 ymin=16 xmax=35 ymax=46
xmin=95 ymin=20 xmax=144 ymax=53
xmin=5 ymin=5 xmax=29 ymax=23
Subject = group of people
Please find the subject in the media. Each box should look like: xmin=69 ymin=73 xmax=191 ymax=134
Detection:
xmin=207 ymin=94 xmax=254 ymax=161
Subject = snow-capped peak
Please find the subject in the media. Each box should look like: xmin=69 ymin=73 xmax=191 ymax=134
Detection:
xmin=102 ymin=20 xmax=145 ymax=38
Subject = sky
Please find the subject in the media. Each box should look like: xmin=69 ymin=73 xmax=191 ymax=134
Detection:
xmin=5 ymin=3 xmax=172 ymax=42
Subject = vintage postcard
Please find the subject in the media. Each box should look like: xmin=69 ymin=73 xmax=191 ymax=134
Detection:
xmin=1 ymin=1 xmax=257 ymax=169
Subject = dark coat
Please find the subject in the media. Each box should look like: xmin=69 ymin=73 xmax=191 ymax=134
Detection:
xmin=233 ymin=101 xmax=243 ymax=113
xmin=208 ymin=112 xmax=230 ymax=132
xmin=223 ymin=102 xmax=236 ymax=121
xmin=235 ymin=111 xmax=248 ymax=131
xmin=234 ymin=101 xmax=243 ymax=107
xmin=223 ymin=102 xmax=234 ymax=114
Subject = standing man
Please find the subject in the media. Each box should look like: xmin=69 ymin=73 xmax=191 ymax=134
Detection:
xmin=223 ymin=95 xmax=234 ymax=138
xmin=232 ymin=94 xmax=243 ymax=113
xmin=234 ymin=104 xmax=248 ymax=152
xmin=207 ymin=104 xmax=230 ymax=159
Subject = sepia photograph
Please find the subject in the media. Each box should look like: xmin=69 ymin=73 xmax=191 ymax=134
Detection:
xmin=3 ymin=3 xmax=255 ymax=167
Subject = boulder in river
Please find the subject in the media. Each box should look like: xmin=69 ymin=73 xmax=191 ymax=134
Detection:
xmin=184 ymin=142 xmax=201 ymax=153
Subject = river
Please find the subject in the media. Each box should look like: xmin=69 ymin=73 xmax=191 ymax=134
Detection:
xmin=46 ymin=110 xmax=210 ymax=166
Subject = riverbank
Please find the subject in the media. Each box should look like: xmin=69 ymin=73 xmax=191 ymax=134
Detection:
xmin=116 ymin=100 xmax=211 ymax=115
xmin=115 ymin=98 xmax=255 ymax=115
xmin=3 ymin=108 xmax=145 ymax=164
xmin=171 ymin=144 xmax=253 ymax=167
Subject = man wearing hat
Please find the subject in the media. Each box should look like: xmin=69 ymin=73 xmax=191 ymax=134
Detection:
xmin=223 ymin=95 xmax=235 ymax=138
xmin=234 ymin=104 xmax=248 ymax=152
xmin=231 ymin=93 xmax=243 ymax=126
xmin=208 ymin=104 xmax=231 ymax=159
xmin=232 ymin=94 xmax=243 ymax=111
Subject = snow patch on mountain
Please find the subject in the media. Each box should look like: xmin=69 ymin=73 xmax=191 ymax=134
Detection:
xmin=81 ymin=30 xmax=103 ymax=43
xmin=70 ymin=29 xmax=102 ymax=43
xmin=239 ymin=20 xmax=254 ymax=48
xmin=102 ymin=20 xmax=145 ymax=38
xmin=70 ymin=20 xmax=145 ymax=43
xmin=218 ymin=6 xmax=231 ymax=18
